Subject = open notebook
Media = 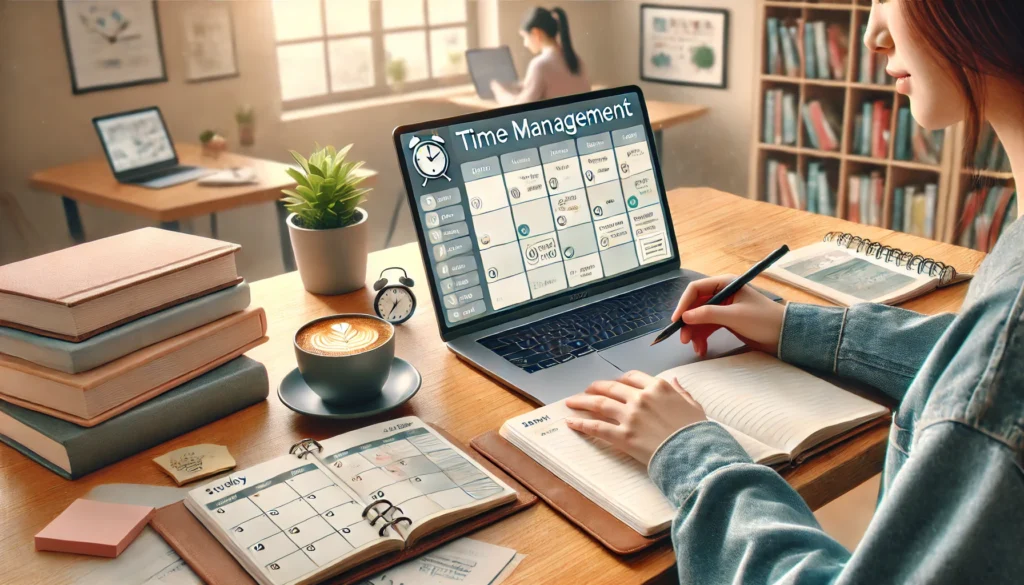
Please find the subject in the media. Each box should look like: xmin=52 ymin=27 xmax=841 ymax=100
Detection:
xmin=185 ymin=417 xmax=517 ymax=585
xmin=500 ymin=352 xmax=889 ymax=537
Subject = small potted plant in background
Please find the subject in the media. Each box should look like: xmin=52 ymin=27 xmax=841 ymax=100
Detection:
xmin=236 ymin=105 xmax=255 ymax=147
xmin=199 ymin=130 xmax=227 ymax=156
xmin=386 ymin=57 xmax=407 ymax=91
xmin=282 ymin=144 xmax=372 ymax=295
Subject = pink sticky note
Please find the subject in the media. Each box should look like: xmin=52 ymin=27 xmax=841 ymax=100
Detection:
xmin=35 ymin=499 xmax=155 ymax=558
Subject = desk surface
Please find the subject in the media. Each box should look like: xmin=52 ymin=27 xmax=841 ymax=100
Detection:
xmin=0 ymin=189 xmax=984 ymax=585
xmin=28 ymin=144 xmax=377 ymax=223
xmin=438 ymin=89 xmax=710 ymax=132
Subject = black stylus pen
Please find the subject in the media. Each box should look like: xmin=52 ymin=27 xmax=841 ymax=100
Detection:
xmin=650 ymin=244 xmax=790 ymax=346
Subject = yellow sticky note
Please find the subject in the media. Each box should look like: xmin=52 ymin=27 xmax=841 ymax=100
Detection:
xmin=153 ymin=444 xmax=236 ymax=486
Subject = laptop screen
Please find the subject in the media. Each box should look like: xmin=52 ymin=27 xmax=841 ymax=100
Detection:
xmin=396 ymin=88 xmax=676 ymax=332
xmin=94 ymin=108 xmax=176 ymax=173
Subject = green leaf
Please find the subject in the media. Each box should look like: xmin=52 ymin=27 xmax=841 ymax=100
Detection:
xmin=281 ymin=143 xmax=372 ymax=229
xmin=285 ymin=168 xmax=311 ymax=189
xmin=288 ymin=150 xmax=309 ymax=173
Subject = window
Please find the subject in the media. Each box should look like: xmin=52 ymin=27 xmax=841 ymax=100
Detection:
xmin=272 ymin=0 xmax=474 ymax=109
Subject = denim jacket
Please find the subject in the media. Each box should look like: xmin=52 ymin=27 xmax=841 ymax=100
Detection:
xmin=648 ymin=216 xmax=1024 ymax=584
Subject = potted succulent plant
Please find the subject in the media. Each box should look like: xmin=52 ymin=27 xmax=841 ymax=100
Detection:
xmin=282 ymin=144 xmax=372 ymax=295
xmin=235 ymin=105 xmax=255 ymax=147
xmin=386 ymin=57 xmax=407 ymax=91
xmin=199 ymin=130 xmax=227 ymax=156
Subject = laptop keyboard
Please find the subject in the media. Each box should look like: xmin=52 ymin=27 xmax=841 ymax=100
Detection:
xmin=477 ymin=277 xmax=689 ymax=373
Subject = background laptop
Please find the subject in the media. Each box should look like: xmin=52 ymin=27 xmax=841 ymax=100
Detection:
xmin=466 ymin=47 xmax=519 ymax=100
xmin=93 ymin=107 xmax=209 ymax=189
xmin=394 ymin=86 xmax=751 ymax=405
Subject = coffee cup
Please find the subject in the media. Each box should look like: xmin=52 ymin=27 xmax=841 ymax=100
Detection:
xmin=293 ymin=313 xmax=395 ymax=405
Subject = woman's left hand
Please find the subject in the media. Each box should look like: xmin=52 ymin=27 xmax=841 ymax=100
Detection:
xmin=565 ymin=370 xmax=707 ymax=465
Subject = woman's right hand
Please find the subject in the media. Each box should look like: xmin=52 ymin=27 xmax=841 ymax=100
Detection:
xmin=672 ymin=275 xmax=786 ymax=357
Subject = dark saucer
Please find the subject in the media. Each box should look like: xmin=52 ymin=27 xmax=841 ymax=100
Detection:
xmin=278 ymin=357 xmax=421 ymax=419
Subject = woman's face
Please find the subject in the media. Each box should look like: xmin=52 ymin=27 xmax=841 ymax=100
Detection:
xmin=520 ymin=29 xmax=543 ymax=55
xmin=865 ymin=0 xmax=965 ymax=129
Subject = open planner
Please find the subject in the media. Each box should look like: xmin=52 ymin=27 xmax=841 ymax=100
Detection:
xmin=500 ymin=352 xmax=889 ymax=536
xmin=185 ymin=417 xmax=517 ymax=585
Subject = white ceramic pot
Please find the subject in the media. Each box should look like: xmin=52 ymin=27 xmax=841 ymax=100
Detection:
xmin=286 ymin=208 xmax=368 ymax=295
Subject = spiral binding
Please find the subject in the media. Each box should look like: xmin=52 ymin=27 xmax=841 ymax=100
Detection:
xmin=823 ymin=232 xmax=957 ymax=286
xmin=361 ymin=500 xmax=411 ymax=535
xmin=289 ymin=439 xmax=323 ymax=459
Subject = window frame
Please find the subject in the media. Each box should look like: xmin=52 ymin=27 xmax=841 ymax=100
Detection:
xmin=273 ymin=0 xmax=477 ymax=111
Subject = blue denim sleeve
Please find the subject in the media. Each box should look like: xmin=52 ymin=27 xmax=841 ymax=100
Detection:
xmin=648 ymin=420 xmax=1024 ymax=585
xmin=778 ymin=303 xmax=955 ymax=401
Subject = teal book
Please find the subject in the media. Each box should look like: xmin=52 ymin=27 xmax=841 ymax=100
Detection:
xmin=782 ymin=93 xmax=797 ymax=145
xmin=766 ymin=18 xmax=780 ymax=74
xmin=804 ymin=23 xmax=817 ymax=79
xmin=807 ymin=163 xmax=820 ymax=214
xmin=0 ymin=356 xmax=268 ymax=480
xmin=764 ymin=90 xmax=776 ymax=143
xmin=818 ymin=170 xmax=833 ymax=217
xmin=861 ymin=102 xmax=873 ymax=156
xmin=780 ymin=25 xmax=800 ymax=76
xmin=893 ymin=187 xmax=905 ymax=231
xmin=896 ymin=108 xmax=912 ymax=161
xmin=0 ymin=282 xmax=250 ymax=374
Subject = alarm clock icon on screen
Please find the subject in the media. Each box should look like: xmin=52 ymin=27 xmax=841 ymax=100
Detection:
xmin=408 ymin=135 xmax=451 ymax=187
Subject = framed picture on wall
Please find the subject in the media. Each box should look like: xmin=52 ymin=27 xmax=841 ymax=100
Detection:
xmin=182 ymin=3 xmax=239 ymax=82
xmin=58 ymin=0 xmax=167 ymax=94
xmin=640 ymin=4 xmax=729 ymax=89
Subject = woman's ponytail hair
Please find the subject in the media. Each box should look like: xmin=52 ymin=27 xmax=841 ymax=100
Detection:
xmin=521 ymin=6 xmax=581 ymax=75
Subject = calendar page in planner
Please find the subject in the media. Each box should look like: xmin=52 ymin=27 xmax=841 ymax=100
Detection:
xmin=186 ymin=454 xmax=401 ymax=585
xmin=314 ymin=416 xmax=516 ymax=537
xmin=397 ymin=89 xmax=676 ymax=330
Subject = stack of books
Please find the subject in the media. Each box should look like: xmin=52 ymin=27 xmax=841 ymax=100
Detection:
xmin=765 ymin=18 xmax=847 ymax=80
xmin=894 ymin=107 xmax=944 ymax=164
xmin=765 ymin=159 xmax=835 ymax=217
xmin=892 ymin=183 xmax=940 ymax=238
xmin=857 ymin=24 xmax=893 ymax=85
xmin=847 ymin=171 xmax=887 ymax=227
xmin=974 ymin=124 xmax=1012 ymax=173
xmin=0 ymin=228 xmax=270 ymax=479
xmin=763 ymin=88 xmax=798 ymax=146
xmin=802 ymin=100 xmax=841 ymax=152
xmin=852 ymin=99 xmax=892 ymax=159
xmin=956 ymin=184 xmax=1018 ymax=251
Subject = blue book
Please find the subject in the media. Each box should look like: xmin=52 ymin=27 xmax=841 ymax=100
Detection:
xmin=764 ymin=90 xmax=776 ymax=143
xmin=896 ymin=108 xmax=912 ymax=161
xmin=893 ymin=187 xmax=905 ymax=230
xmin=804 ymin=23 xmax=817 ymax=79
xmin=782 ymin=93 xmax=797 ymax=145
xmin=861 ymin=102 xmax=874 ymax=156
xmin=780 ymin=25 xmax=800 ymax=76
xmin=818 ymin=170 xmax=833 ymax=217
xmin=0 ymin=356 xmax=268 ymax=480
xmin=766 ymin=18 xmax=781 ymax=74
xmin=0 ymin=282 xmax=250 ymax=374
xmin=807 ymin=163 xmax=820 ymax=214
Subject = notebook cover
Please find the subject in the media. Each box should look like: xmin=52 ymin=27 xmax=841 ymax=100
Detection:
xmin=0 ymin=308 xmax=266 ymax=420
xmin=0 ymin=228 xmax=240 ymax=306
xmin=471 ymin=430 xmax=664 ymax=555
xmin=150 ymin=427 xmax=537 ymax=585
xmin=0 ymin=356 xmax=270 ymax=479
xmin=0 ymin=282 xmax=251 ymax=374
xmin=0 ymin=278 xmax=244 ymax=343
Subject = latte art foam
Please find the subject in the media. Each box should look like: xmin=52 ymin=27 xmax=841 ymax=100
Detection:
xmin=297 ymin=318 xmax=392 ymax=356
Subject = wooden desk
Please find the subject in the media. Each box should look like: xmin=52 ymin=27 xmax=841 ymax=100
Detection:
xmin=436 ymin=89 xmax=709 ymax=154
xmin=28 ymin=144 xmax=378 ymax=272
xmin=0 ymin=189 xmax=984 ymax=585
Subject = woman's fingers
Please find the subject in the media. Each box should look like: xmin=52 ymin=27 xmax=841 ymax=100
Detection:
xmin=584 ymin=379 xmax=634 ymax=402
xmin=672 ymin=275 xmax=735 ymax=322
xmin=565 ymin=417 xmax=625 ymax=443
xmin=618 ymin=369 xmax=656 ymax=389
xmin=565 ymin=393 xmax=627 ymax=421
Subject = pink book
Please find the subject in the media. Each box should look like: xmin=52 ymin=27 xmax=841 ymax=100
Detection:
xmin=35 ymin=499 xmax=154 ymax=558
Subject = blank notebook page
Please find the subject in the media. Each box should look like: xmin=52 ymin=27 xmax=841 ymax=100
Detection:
xmin=660 ymin=352 xmax=888 ymax=456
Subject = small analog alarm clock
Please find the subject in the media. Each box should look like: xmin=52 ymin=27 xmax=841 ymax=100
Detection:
xmin=372 ymin=267 xmax=417 ymax=325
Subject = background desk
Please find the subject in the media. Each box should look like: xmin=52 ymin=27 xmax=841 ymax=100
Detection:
xmin=28 ymin=144 xmax=378 ymax=272
xmin=0 ymin=188 xmax=984 ymax=585
xmin=435 ymin=89 xmax=709 ymax=155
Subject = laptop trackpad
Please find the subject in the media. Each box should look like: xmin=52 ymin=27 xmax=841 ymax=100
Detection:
xmin=598 ymin=328 xmax=745 ymax=375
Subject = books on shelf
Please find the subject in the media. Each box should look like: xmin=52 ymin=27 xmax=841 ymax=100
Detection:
xmin=763 ymin=89 xmax=798 ymax=146
xmin=956 ymin=183 xmax=1018 ymax=251
xmin=893 ymin=107 xmax=944 ymax=164
xmin=500 ymin=352 xmax=889 ymax=536
xmin=891 ymin=183 xmax=939 ymax=238
xmin=765 ymin=18 xmax=846 ymax=80
xmin=973 ymin=124 xmax=1012 ymax=172
xmin=765 ymin=159 xmax=835 ymax=216
xmin=802 ymin=100 xmax=840 ymax=151
xmin=852 ymin=100 xmax=892 ymax=159
xmin=0 ymin=356 xmax=269 ymax=480
xmin=846 ymin=171 xmax=885 ymax=227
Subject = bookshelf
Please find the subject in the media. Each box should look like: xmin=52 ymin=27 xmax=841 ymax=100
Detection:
xmin=944 ymin=123 xmax=1017 ymax=248
xmin=749 ymin=0 xmax=957 ymax=241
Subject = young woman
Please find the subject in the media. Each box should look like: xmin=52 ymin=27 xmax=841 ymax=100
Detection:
xmin=566 ymin=1 xmax=1024 ymax=582
xmin=491 ymin=7 xmax=590 ymax=105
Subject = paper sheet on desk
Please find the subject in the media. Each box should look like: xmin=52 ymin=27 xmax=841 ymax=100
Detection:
xmin=357 ymin=538 xmax=524 ymax=585
xmin=75 ymin=483 xmax=202 ymax=585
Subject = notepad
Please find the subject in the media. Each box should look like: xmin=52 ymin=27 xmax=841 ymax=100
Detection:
xmin=500 ymin=352 xmax=889 ymax=536
xmin=35 ymin=498 xmax=155 ymax=558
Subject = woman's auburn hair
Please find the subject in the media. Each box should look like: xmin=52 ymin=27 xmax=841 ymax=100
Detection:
xmin=899 ymin=0 xmax=1024 ymax=166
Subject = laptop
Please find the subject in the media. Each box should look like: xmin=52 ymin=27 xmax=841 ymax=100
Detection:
xmin=466 ymin=47 xmax=519 ymax=100
xmin=393 ymin=86 xmax=756 ymax=405
xmin=93 ymin=107 xmax=210 ymax=189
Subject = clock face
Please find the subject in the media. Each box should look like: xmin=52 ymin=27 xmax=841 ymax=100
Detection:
xmin=413 ymin=141 xmax=448 ymax=178
xmin=375 ymin=286 xmax=415 ymax=324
